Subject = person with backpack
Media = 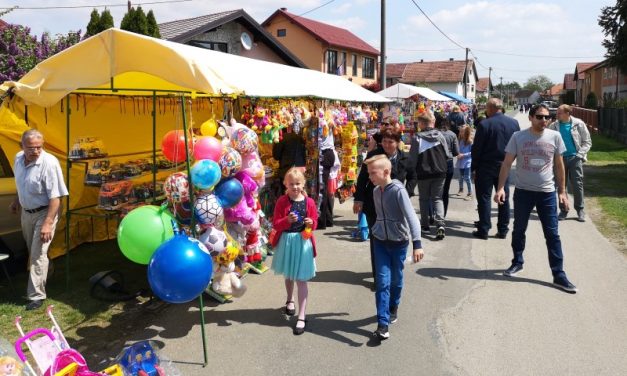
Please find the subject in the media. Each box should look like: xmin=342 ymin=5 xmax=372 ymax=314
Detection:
xmin=407 ymin=111 xmax=451 ymax=240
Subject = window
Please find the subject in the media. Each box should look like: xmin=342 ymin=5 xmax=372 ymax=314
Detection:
xmin=277 ymin=29 xmax=286 ymax=37
xmin=339 ymin=52 xmax=347 ymax=75
xmin=327 ymin=50 xmax=338 ymax=74
xmin=352 ymin=54 xmax=357 ymax=76
xmin=362 ymin=57 xmax=375 ymax=79
xmin=188 ymin=40 xmax=228 ymax=53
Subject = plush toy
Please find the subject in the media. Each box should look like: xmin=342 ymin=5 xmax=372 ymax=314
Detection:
xmin=241 ymin=104 xmax=252 ymax=125
xmin=212 ymin=245 xmax=246 ymax=297
xmin=234 ymin=171 xmax=258 ymax=209
xmin=252 ymin=106 xmax=271 ymax=142
xmin=292 ymin=106 xmax=303 ymax=134
xmin=245 ymin=229 xmax=262 ymax=263
xmin=239 ymin=153 xmax=265 ymax=188
xmin=0 ymin=356 xmax=23 ymax=376
xmin=224 ymin=199 xmax=255 ymax=225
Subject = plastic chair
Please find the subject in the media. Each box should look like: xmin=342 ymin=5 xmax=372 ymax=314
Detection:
xmin=0 ymin=253 xmax=15 ymax=293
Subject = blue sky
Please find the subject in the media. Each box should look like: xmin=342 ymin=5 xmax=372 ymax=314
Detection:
xmin=1 ymin=0 xmax=615 ymax=86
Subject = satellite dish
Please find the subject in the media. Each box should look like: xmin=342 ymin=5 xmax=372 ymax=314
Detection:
xmin=240 ymin=32 xmax=252 ymax=50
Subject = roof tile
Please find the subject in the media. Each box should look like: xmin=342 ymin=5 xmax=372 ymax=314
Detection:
xmin=159 ymin=10 xmax=240 ymax=40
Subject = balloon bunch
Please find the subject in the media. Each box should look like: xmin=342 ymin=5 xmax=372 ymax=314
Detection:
xmin=118 ymin=120 xmax=268 ymax=302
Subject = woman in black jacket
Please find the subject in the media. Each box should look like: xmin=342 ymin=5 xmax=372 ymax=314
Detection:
xmin=353 ymin=128 xmax=415 ymax=288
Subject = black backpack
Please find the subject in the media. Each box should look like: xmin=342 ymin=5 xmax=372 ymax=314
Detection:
xmin=415 ymin=134 xmax=448 ymax=177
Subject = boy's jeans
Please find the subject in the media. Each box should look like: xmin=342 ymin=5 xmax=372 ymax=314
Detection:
xmin=373 ymin=238 xmax=408 ymax=326
xmin=511 ymin=188 xmax=565 ymax=277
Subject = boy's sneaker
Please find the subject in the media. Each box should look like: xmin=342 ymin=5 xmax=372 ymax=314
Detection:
xmin=558 ymin=211 xmax=568 ymax=221
xmin=436 ymin=227 xmax=445 ymax=240
xmin=389 ymin=307 xmax=398 ymax=324
xmin=373 ymin=325 xmax=389 ymax=340
xmin=421 ymin=226 xmax=430 ymax=236
xmin=553 ymin=275 xmax=578 ymax=293
xmin=503 ymin=263 xmax=523 ymax=277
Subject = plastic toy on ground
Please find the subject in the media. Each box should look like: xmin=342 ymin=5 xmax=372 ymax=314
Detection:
xmin=115 ymin=341 xmax=178 ymax=376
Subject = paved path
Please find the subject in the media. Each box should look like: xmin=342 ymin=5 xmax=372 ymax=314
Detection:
xmin=102 ymin=112 xmax=627 ymax=375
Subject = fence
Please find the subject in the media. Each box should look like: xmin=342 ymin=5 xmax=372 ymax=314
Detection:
xmin=572 ymin=107 xmax=627 ymax=144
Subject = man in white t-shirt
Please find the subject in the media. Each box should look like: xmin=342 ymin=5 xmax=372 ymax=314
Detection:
xmin=494 ymin=104 xmax=577 ymax=293
xmin=9 ymin=129 xmax=68 ymax=310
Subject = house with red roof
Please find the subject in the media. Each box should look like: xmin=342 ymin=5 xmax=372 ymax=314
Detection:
xmin=158 ymin=9 xmax=306 ymax=68
xmin=386 ymin=59 xmax=478 ymax=102
xmin=476 ymin=77 xmax=493 ymax=100
xmin=573 ymin=62 xmax=599 ymax=106
xmin=589 ymin=60 xmax=627 ymax=105
xmin=261 ymin=8 xmax=379 ymax=86
xmin=562 ymin=73 xmax=576 ymax=104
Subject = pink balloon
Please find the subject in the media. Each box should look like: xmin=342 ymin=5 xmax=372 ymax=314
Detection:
xmin=194 ymin=136 xmax=223 ymax=162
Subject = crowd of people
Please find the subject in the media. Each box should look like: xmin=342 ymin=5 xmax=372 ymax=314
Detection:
xmin=8 ymin=98 xmax=592 ymax=344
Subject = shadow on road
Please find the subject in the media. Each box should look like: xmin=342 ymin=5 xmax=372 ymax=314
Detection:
xmin=416 ymin=267 xmax=559 ymax=291
xmin=312 ymin=270 xmax=372 ymax=290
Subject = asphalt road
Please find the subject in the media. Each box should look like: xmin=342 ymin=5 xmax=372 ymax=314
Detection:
xmin=102 ymin=112 xmax=627 ymax=375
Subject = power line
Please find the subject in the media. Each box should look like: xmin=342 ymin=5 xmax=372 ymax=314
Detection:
xmin=471 ymin=48 xmax=604 ymax=59
xmin=388 ymin=47 xmax=460 ymax=52
xmin=408 ymin=0 xmax=465 ymax=49
xmin=0 ymin=0 xmax=192 ymax=10
xmin=298 ymin=0 xmax=336 ymax=17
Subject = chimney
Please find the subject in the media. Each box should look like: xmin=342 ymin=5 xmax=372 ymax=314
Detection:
xmin=449 ymin=58 xmax=454 ymax=61
xmin=280 ymin=7 xmax=287 ymax=11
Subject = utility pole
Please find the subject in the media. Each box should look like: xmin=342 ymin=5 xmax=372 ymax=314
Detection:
xmin=487 ymin=67 xmax=492 ymax=98
xmin=128 ymin=0 xmax=131 ymax=11
xmin=463 ymin=47 xmax=469 ymax=98
xmin=499 ymin=76 xmax=503 ymax=102
xmin=380 ymin=0 xmax=386 ymax=90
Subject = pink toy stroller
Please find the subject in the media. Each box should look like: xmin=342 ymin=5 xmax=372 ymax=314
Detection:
xmin=13 ymin=306 xmax=117 ymax=376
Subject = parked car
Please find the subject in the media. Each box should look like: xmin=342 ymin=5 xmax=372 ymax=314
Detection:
xmin=541 ymin=100 xmax=559 ymax=119
xmin=0 ymin=145 xmax=27 ymax=263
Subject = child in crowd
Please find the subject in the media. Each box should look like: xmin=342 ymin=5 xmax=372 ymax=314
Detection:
xmin=365 ymin=155 xmax=424 ymax=341
xmin=457 ymin=126 xmax=474 ymax=200
xmin=270 ymin=167 xmax=318 ymax=335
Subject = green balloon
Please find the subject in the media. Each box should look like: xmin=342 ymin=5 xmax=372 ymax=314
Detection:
xmin=117 ymin=205 xmax=175 ymax=264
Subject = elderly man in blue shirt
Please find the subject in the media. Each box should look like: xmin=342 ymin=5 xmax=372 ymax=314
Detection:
xmin=9 ymin=129 xmax=68 ymax=310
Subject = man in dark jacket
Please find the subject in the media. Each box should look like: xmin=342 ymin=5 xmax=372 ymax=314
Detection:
xmin=354 ymin=128 xmax=414 ymax=286
xmin=406 ymin=112 xmax=451 ymax=240
xmin=471 ymin=98 xmax=520 ymax=239
xmin=272 ymin=129 xmax=306 ymax=183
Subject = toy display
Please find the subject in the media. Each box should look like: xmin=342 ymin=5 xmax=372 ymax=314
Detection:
xmin=98 ymin=181 xmax=134 ymax=210
xmin=69 ymin=137 xmax=107 ymax=160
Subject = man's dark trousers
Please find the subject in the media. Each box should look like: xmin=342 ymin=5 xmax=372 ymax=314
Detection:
xmin=475 ymin=163 xmax=510 ymax=235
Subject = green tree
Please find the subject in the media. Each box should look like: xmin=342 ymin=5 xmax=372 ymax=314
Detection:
xmin=100 ymin=9 xmax=114 ymax=31
xmin=584 ymin=92 xmax=598 ymax=109
xmin=121 ymin=6 xmax=148 ymax=36
xmin=598 ymin=1 xmax=627 ymax=74
xmin=146 ymin=10 xmax=161 ymax=38
xmin=85 ymin=9 xmax=101 ymax=38
xmin=523 ymin=75 xmax=553 ymax=92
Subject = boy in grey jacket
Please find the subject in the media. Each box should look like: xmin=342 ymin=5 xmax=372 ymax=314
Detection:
xmin=365 ymin=154 xmax=424 ymax=341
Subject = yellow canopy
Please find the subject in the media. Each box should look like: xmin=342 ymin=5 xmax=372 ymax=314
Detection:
xmin=1 ymin=28 xmax=390 ymax=107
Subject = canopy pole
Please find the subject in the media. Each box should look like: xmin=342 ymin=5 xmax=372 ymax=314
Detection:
xmin=179 ymin=96 xmax=209 ymax=367
xmin=65 ymin=95 xmax=72 ymax=291
xmin=152 ymin=92 xmax=157 ymax=201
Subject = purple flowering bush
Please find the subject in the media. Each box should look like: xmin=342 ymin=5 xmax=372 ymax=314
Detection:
xmin=0 ymin=24 xmax=81 ymax=82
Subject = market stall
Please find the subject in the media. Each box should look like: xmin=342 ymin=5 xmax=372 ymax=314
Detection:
xmin=1 ymin=28 xmax=390 ymax=366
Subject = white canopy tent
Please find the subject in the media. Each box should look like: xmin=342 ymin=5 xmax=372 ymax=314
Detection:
xmin=377 ymin=83 xmax=450 ymax=101
xmin=1 ymin=28 xmax=391 ymax=107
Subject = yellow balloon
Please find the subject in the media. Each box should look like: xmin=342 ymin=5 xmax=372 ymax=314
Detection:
xmin=200 ymin=119 xmax=217 ymax=136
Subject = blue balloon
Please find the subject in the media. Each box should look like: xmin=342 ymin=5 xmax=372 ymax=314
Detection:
xmin=147 ymin=233 xmax=213 ymax=303
xmin=190 ymin=159 xmax=221 ymax=190
xmin=214 ymin=178 xmax=244 ymax=209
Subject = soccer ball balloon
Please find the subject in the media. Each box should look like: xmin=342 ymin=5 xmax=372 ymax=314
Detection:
xmin=198 ymin=226 xmax=228 ymax=255
xmin=194 ymin=194 xmax=224 ymax=226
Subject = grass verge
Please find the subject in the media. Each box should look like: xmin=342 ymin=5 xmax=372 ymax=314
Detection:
xmin=584 ymin=133 xmax=627 ymax=254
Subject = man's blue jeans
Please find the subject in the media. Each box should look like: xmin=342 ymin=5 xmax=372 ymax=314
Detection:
xmin=511 ymin=188 xmax=565 ymax=277
xmin=373 ymin=238 xmax=408 ymax=326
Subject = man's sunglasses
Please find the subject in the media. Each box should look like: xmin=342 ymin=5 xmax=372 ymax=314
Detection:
xmin=534 ymin=115 xmax=552 ymax=120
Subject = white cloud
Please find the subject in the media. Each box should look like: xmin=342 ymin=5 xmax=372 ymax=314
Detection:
xmin=330 ymin=3 xmax=353 ymax=14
